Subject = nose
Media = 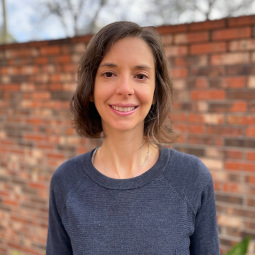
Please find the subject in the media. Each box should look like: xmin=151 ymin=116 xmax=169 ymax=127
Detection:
xmin=116 ymin=75 xmax=134 ymax=96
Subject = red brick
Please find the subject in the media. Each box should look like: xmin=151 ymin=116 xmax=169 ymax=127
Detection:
xmin=171 ymin=67 xmax=188 ymax=78
xmin=171 ymin=113 xmax=187 ymax=122
xmin=246 ymin=176 xmax=255 ymax=185
xmin=222 ymin=77 xmax=246 ymax=89
xmin=174 ymin=31 xmax=209 ymax=44
xmin=227 ymin=115 xmax=255 ymax=125
xmin=32 ymin=92 xmax=51 ymax=100
xmin=156 ymin=24 xmax=188 ymax=34
xmin=189 ymin=114 xmax=204 ymax=123
xmin=173 ymin=124 xmax=187 ymax=133
xmin=225 ymin=161 xmax=255 ymax=172
xmin=191 ymin=90 xmax=226 ymax=100
xmin=189 ymin=19 xmax=226 ymax=31
xmin=191 ymin=42 xmax=226 ymax=55
xmin=24 ymin=134 xmax=45 ymax=142
xmin=230 ymin=101 xmax=247 ymax=112
xmin=35 ymin=57 xmax=48 ymax=64
xmin=2 ymin=84 xmax=20 ymax=91
xmin=47 ymin=153 xmax=65 ymax=160
xmin=228 ymin=16 xmax=255 ymax=27
xmin=225 ymin=150 xmax=243 ymax=160
xmin=213 ymin=27 xmax=251 ymax=41
xmin=210 ymin=52 xmax=250 ymax=65
xmin=53 ymin=55 xmax=71 ymax=63
xmin=246 ymin=128 xmax=255 ymax=137
xmin=188 ymin=125 xmax=204 ymax=134
xmin=223 ymin=183 xmax=240 ymax=193
xmin=39 ymin=46 xmax=60 ymax=55
xmin=247 ymin=152 xmax=255 ymax=161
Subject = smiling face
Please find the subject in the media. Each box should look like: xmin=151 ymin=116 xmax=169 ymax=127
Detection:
xmin=93 ymin=37 xmax=156 ymax=135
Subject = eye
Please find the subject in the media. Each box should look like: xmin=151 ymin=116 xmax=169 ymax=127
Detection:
xmin=136 ymin=74 xmax=148 ymax=80
xmin=103 ymin=72 xmax=115 ymax=78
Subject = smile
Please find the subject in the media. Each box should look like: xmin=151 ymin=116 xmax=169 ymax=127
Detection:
xmin=111 ymin=106 xmax=137 ymax=112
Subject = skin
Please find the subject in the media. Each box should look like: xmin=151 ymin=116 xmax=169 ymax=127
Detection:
xmin=93 ymin=37 xmax=159 ymax=179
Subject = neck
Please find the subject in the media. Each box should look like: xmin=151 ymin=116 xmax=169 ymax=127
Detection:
xmin=97 ymin=130 xmax=157 ymax=179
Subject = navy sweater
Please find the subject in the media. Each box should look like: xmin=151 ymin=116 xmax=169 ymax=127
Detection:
xmin=46 ymin=147 xmax=220 ymax=254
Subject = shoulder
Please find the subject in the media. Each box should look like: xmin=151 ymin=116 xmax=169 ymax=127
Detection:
xmin=50 ymin=150 xmax=94 ymax=192
xmin=162 ymin=148 xmax=214 ymax=214
xmin=164 ymin=148 xmax=212 ymax=184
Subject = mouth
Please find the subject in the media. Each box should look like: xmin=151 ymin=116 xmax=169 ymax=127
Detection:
xmin=110 ymin=105 xmax=137 ymax=112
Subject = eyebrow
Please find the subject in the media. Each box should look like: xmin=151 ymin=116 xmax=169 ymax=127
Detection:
xmin=98 ymin=62 xmax=152 ymax=70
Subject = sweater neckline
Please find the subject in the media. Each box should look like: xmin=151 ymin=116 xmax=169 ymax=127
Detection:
xmin=82 ymin=147 xmax=171 ymax=190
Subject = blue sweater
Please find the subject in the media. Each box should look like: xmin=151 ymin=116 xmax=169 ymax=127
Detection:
xmin=46 ymin=147 xmax=220 ymax=254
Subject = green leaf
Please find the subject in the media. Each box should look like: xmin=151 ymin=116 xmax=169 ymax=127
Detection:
xmin=225 ymin=236 xmax=251 ymax=255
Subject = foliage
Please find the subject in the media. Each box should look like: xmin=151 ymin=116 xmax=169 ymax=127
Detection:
xmin=225 ymin=236 xmax=251 ymax=255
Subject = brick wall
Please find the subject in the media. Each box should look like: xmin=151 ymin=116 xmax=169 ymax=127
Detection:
xmin=0 ymin=15 xmax=255 ymax=255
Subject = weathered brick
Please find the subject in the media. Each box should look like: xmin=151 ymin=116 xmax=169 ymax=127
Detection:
xmin=161 ymin=34 xmax=173 ymax=45
xmin=225 ymin=138 xmax=255 ymax=148
xmin=209 ymin=77 xmax=246 ymax=89
xmin=211 ymin=52 xmax=250 ymax=65
xmin=229 ymin=39 xmax=255 ymax=51
xmin=39 ymin=46 xmax=60 ymax=55
xmin=190 ymin=66 xmax=225 ymax=77
xmin=227 ymin=115 xmax=255 ymax=125
xmin=164 ymin=45 xmax=188 ymax=56
xmin=227 ymin=64 xmax=255 ymax=75
xmin=227 ymin=90 xmax=255 ymax=100
xmin=207 ymin=126 xmax=243 ymax=136
xmin=224 ymin=150 xmax=243 ymax=160
xmin=174 ymin=31 xmax=209 ymax=44
xmin=215 ymin=194 xmax=244 ymax=205
xmin=188 ymin=135 xmax=223 ymax=146
xmin=187 ymin=77 xmax=207 ymax=89
xmin=174 ymin=55 xmax=208 ymax=67
xmin=218 ymin=214 xmax=242 ymax=228
xmin=248 ymin=76 xmax=255 ymax=88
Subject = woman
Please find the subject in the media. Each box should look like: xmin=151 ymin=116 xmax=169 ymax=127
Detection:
xmin=46 ymin=21 xmax=220 ymax=254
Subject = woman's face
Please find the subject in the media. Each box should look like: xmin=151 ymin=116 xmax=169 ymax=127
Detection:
xmin=93 ymin=37 xmax=155 ymax=135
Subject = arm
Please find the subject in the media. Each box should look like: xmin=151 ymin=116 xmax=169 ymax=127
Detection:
xmin=190 ymin=176 xmax=220 ymax=255
xmin=46 ymin=175 xmax=73 ymax=255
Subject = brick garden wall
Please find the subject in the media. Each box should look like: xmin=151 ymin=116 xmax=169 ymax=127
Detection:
xmin=0 ymin=15 xmax=255 ymax=255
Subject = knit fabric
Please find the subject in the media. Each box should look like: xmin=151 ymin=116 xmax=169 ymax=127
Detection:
xmin=46 ymin=147 xmax=220 ymax=255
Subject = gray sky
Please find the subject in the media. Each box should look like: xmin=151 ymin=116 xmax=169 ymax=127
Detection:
xmin=1 ymin=0 xmax=255 ymax=43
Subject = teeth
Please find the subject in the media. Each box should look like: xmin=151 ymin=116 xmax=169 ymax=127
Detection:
xmin=112 ymin=106 xmax=136 ymax=112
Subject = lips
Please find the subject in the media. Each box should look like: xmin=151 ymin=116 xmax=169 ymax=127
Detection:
xmin=111 ymin=105 xmax=137 ymax=112
xmin=109 ymin=104 xmax=138 ymax=116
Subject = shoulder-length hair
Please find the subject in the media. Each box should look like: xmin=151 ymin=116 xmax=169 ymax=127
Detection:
xmin=70 ymin=21 xmax=176 ymax=147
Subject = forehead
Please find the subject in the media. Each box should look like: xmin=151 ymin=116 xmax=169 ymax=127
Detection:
xmin=101 ymin=37 xmax=155 ymax=65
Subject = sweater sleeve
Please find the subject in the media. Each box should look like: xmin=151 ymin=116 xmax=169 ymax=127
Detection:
xmin=46 ymin=174 xmax=73 ymax=255
xmin=189 ymin=174 xmax=220 ymax=255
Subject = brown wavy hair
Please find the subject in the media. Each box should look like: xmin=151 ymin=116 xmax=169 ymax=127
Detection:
xmin=70 ymin=21 xmax=176 ymax=146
